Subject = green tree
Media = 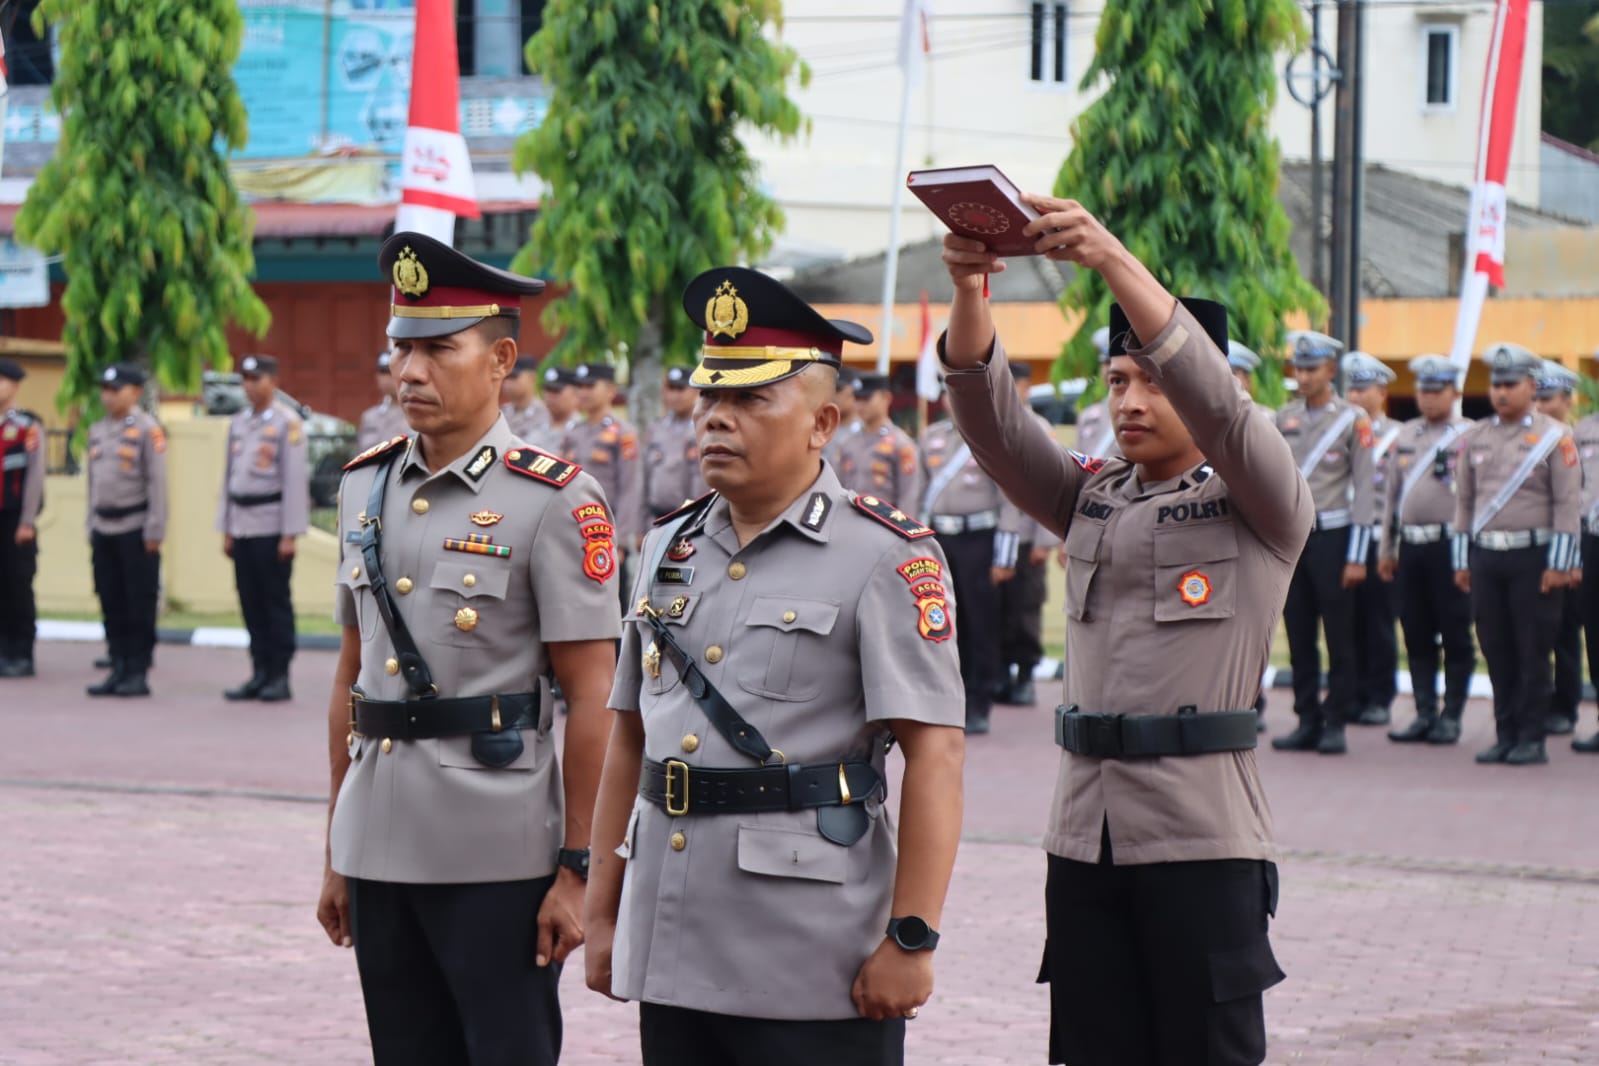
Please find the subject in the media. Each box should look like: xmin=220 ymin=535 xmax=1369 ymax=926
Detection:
xmin=16 ymin=0 xmax=269 ymax=415
xmin=514 ymin=0 xmax=806 ymax=421
xmin=1052 ymin=0 xmax=1323 ymax=406
xmin=1543 ymin=4 xmax=1599 ymax=152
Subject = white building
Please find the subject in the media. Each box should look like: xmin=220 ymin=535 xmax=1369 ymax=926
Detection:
xmin=753 ymin=0 xmax=1545 ymax=264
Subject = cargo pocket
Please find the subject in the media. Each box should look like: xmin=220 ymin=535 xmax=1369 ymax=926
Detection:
xmin=436 ymin=732 xmax=544 ymax=772
xmin=735 ymin=596 xmax=840 ymax=701
xmin=1206 ymin=937 xmax=1285 ymax=1063
xmin=339 ymin=566 xmax=376 ymax=640
xmin=430 ymin=560 xmax=513 ymax=649
xmin=1153 ymin=521 xmax=1239 ymax=622
xmin=735 ymin=824 xmax=848 ymax=884
xmin=1062 ymin=522 xmax=1104 ymax=621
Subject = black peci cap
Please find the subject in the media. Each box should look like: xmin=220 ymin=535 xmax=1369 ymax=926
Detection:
xmin=1108 ymin=299 xmax=1228 ymax=359
xmin=0 ymin=358 xmax=24 ymax=382
xmin=100 ymin=363 xmax=147 ymax=388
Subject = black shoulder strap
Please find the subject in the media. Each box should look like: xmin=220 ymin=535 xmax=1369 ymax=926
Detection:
xmin=359 ymin=451 xmax=436 ymax=699
xmin=635 ymin=499 xmax=776 ymax=765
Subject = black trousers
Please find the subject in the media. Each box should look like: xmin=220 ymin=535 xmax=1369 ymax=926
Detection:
xmin=1551 ymin=585 xmax=1582 ymax=721
xmin=349 ymin=876 xmax=562 ymax=1066
xmin=936 ymin=528 xmax=1000 ymax=716
xmin=90 ymin=529 xmax=160 ymax=670
xmin=1470 ymin=545 xmax=1561 ymax=743
xmin=1352 ymin=539 xmax=1398 ymax=709
xmin=640 ymin=1003 xmax=905 ymax=1066
xmin=1582 ymin=533 xmax=1599 ymax=725
xmin=1396 ymin=538 xmax=1475 ymax=717
xmin=1283 ymin=527 xmax=1358 ymax=728
xmin=232 ymin=535 xmax=295 ymax=671
xmin=1040 ymin=849 xmax=1283 ymax=1066
xmin=0 ymin=509 xmax=37 ymax=662
xmin=998 ymin=540 xmax=1047 ymax=683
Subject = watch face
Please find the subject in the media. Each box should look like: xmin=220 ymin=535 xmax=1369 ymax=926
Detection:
xmin=896 ymin=916 xmax=930 ymax=948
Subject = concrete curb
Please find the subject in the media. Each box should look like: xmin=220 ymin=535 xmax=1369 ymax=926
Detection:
xmin=1036 ymin=657 xmax=1501 ymax=699
xmin=38 ymin=619 xmax=342 ymax=653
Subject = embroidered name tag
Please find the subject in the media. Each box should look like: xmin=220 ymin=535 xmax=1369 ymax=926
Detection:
xmin=655 ymin=565 xmax=695 ymax=585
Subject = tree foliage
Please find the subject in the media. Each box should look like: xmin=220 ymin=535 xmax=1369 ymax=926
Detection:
xmin=16 ymin=0 xmax=269 ymax=415
xmin=515 ymin=0 xmax=807 ymax=419
xmin=1052 ymin=0 xmax=1323 ymax=406
xmin=1543 ymin=4 xmax=1599 ymax=152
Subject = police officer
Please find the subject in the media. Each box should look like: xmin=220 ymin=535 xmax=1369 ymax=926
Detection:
xmin=1380 ymin=357 xmax=1476 ymax=744
xmin=356 ymin=350 xmax=408 ymax=451
xmin=643 ymin=365 xmax=707 ymax=519
xmin=995 ymin=362 xmax=1059 ymax=705
xmin=217 ymin=354 xmax=310 ymax=702
xmin=584 ymin=265 xmax=966 ymax=1066
xmin=838 ymin=372 xmax=922 ymax=509
xmin=921 ymin=403 xmax=1024 ymax=735
xmin=1271 ymin=331 xmax=1377 ymax=755
xmin=822 ymin=366 xmax=860 ymax=470
xmin=1534 ymin=359 xmax=1584 ymax=736
xmin=501 ymin=354 xmax=552 ymax=442
xmin=1573 ymin=374 xmax=1599 ymax=754
xmin=1454 ymin=343 xmax=1581 ymax=766
xmin=526 ymin=365 xmax=579 ymax=455
xmin=84 ymin=365 xmax=168 ymax=698
xmin=316 ymin=232 xmax=620 ymax=1066
xmin=565 ymin=363 xmax=646 ymax=552
xmin=941 ymin=198 xmax=1305 ymax=1066
xmin=0 ymin=358 xmax=44 ymax=678
xmin=1226 ymin=340 xmax=1271 ymax=418
xmin=1072 ymin=326 xmax=1120 ymax=458
xmin=1343 ymin=352 xmax=1401 ymax=726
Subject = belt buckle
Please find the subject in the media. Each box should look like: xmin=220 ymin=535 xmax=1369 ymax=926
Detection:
xmin=664 ymin=759 xmax=690 ymax=816
xmin=347 ymin=690 xmax=364 ymax=739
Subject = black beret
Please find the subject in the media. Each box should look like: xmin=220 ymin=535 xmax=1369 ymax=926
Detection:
xmin=0 ymin=358 xmax=23 ymax=382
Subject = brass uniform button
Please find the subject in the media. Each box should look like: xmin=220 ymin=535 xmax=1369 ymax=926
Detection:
xmin=385 ymin=658 xmax=400 ymax=676
xmin=395 ymin=577 xmax=414 ymax=595
xmin=455 ymin=607 xmax=479 ymax=632
xmin=411 ymin=498 xmax=430 ymax=515
xmin=381 ymin=738 xmax=393 ymax=754
xmin=350 ymin=567 xmax=361 ymax=579
xmin=508 ymin=450 xmax=522 ymax=461
xmin=463 ymin=573 xmax=477 ymax=588
xmin=681 ymin=734 xmax=700 ymax=753
xmin=728 ymin=561 xmax=747 ymax=580
xmin=782 ymin=610 xmax=797 ymax=624
xmin=705 ymin=645 xmax=723 ymax=664
xmin=345 ymin=731 xmax=355 ymax=746
xmin=670 ymin=832 xmax=687 ymax=851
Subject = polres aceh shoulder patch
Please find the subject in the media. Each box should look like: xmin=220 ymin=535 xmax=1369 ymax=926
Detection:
xmin=504 ymin=446 xmax=581 ymax=487
xmin=342 ymin=434 xmax=408 ymax=471
xmin=851 ymin=495 xmax=934 ymax=539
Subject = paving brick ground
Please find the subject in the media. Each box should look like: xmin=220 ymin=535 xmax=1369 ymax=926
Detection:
xmin=4 ymin=642 xmax=1599 ymax=1064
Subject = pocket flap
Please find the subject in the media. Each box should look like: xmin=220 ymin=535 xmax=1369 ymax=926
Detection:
xmin=1064 ymin=522 xmax=1103 ymax=562
xmin=429 ymin=560 xmax=512 ymax=600
xmin=736 ymin=824 xmax=847 ymax=884
xmin=744 ymin=596 xmax=840 ymax=636
xmin=1153 ymin=521 xmax=1239 ymax=565
xmin=1209 ymin=938 xmax=1286 ymax=1003
xmin=340 ymin=564 xmax=373 ymax=591
xmin=435 ymin=733 xmax=544 ymax=771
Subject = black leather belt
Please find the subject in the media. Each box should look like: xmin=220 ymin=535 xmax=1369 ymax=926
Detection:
xmin=95 ymin=501 xmax=149 ymax=520
xmin=351 ymin=690 xmax=539 ymax=741
xmin=230 ymin=491 xmax=283 ymax=507
xmin=639 ymin=757 xmax=880 ymax=817
xmin=1054 ymin=705 xmax=1258 ymax=758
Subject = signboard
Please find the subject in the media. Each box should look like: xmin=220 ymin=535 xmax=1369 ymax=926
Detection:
xmin=0 ymin=240 xmax=51 ymax=308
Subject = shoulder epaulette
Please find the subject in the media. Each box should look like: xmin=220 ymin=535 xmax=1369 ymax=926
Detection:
xmin=852 ymin=494 xmax=935 ymax=539
xmin=504 ymin=446 xmax=582 ymax=487
xmin=653 ymin=490 xmax=716 ymax=527
xmin=343 ymin=435 xmax=408 ymax=471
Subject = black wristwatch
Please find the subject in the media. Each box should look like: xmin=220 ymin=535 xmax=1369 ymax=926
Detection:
xmin=557 ymin=848 xmax=590 ymax=881
xmin=885 ymin=916 xmax=940 ymax=952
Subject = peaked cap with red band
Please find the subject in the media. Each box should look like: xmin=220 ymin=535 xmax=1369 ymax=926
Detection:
xmin=379 ymin=231 xmax=545 ymax=340
xmin=681 ymin=266 xmax=872 ymax=389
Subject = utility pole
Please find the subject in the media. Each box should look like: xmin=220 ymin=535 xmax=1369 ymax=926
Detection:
xmin=1310 ymin=1 xmax=1325 ymax=296
xmin=1346 ymin=0 xmax=1366 ymax=352
xmin=1329 ymin=0 xmax=1357 ymax=347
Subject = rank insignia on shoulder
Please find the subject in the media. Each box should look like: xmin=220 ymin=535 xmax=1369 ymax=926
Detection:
xmin=343 ymin=435 xmax=409 ymax=471
xmin=852 ymin=495 xmax=934 ymax=539
xmin=1067 ymin=450 xmax=1108 ymax=474
xmin=505 ymin=447 xmax=581 ymax=487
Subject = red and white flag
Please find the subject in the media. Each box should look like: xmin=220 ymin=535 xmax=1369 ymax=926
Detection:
xmin=395 ymin=0 xmax=479 ymax=245
xmin=915 ymin=289 xmax=942 ymax=401
xmin=1448 ymin=0 xmax=1530 ymax=370
xmin=897 ymin=0 xmax=933 ymax=87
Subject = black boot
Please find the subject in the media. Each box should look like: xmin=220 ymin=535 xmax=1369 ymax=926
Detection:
xmin=1425 ymin=715 xmax=1462 ymax=745
xmin=113 ymin=666 xmax=151 ymax=697
xmin=1543 ymin=714 xmax=1575 ymax=736
xmin=257 ymin=665 xmax=292 ymax=703
xmin=1317 ymin=723 xmax=1348 ymax=755
xmin=1271 ymin=719 xmax=1322 ymax=751
xmin=964 ymin=693 xmax=991 ymax=736
xmin=94 ymin=655 xmax=113 ymax=670
xmin=1475 ymin=726 xmax=1516 ymax=764
xmin=1572 ymin=731 xmax=1599 ymax=753
xmin=224 ymin=665 xmax=267 ymax=701
xmin=0 ymin=657 xmax=34 ymax=678
xmin=1008 ymin=677 xmax=1036 ymax=706
xmin=1388 ymin=707 xmax=1437 ymax=743
xmin=1354 ymin=704 xmax=1391 ymax=726
xmin=1505 ymin=739 xmax=1548 ymax=765
xmin=87 ymin=659 xmax=127 ymax=697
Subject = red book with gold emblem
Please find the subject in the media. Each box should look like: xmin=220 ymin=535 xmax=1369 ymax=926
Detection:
xmin=906 ymin=165 xmax=1041 ymax=256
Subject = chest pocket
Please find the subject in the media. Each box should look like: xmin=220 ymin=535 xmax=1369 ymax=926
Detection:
xmin=643 ymin=590 xmax=702 ymax=697
xmin=340 ymin=564 xmax=376 ymax=640
xmin=429 ymin=560 xmax=513 ymax=648
xmin=1152 ymin=521 xmax=1239 ymax=623
xmin=1062 ymin=521 xmax=1104 ymax=621
xmin=736 ymin=596 xmax=841 ymax=702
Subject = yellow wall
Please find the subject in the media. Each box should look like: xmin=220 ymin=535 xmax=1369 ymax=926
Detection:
xmin=10 ymin=355 xmax=69 ymax=430
xmin=35 ymin=417 xmax=340 ymax=620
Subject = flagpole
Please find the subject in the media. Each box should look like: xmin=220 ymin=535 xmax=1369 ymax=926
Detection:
xmin=877 ymin=76 xmax=914 ymax=377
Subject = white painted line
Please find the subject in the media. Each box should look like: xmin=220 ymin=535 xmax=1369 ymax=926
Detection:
xmin=190 ymin=627 xmax=251 ymax=649
xmin=36 ymin=619 xmax=106 ymax=643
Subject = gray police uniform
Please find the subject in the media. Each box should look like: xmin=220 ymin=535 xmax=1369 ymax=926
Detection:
xmin=996 ymin=408 xmax=1061 ymax=704
xmin=0 ymin=366 xmax=44 ymax=675
xmin=644 ymin=411 xmax=706 ymax=519
xmin=838 ymin=421 xmax=923 ymax=510
xmin=357 ymin=397 xmax=408 ymax=452
xmin=86 ymin=392 xmax=168 ymax=690
xmin=1343 ymin=353 xmax=1401 ymax=723
xmin=503 ymin=399 xmax=551 ymax=443
xmin=564 ymin=411 xmax=646 ymax=549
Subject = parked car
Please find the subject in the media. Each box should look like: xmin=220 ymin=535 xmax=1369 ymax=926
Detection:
xmin=1028 ymin=377 xmax=1090 ymax=426
xmin=200 ymin=371 xmax=356 ymax=507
